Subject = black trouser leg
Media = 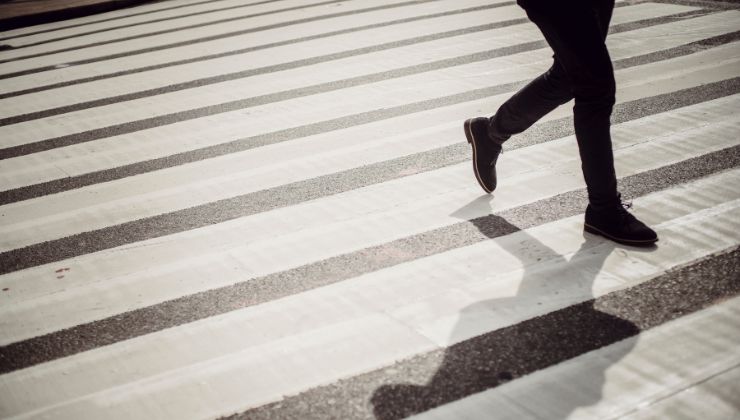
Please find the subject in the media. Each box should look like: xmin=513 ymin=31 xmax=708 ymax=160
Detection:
xmin=490 ymin=0 xmax=620 ymax=210
xmin=488 ymin=59 xmax=572 ymax=142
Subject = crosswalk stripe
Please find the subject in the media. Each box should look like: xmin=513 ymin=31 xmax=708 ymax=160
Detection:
xmin=0 ymin=5 xmax=715 ymax=143
xmin=0 ymin=0 xmax=240 ymax=41
xmin=0 ymin=5 xmax=711 ymax=129
xmin=0 ymin=12 xmax=538 ymax=151
xmin=3 ymin=89 xmax=734 ymax=245
xmin=1 ymin=11 xmax=735 ymax=161
xmin=1 ymin=144 xmax=737 ymax=374
xmin=0 ymin=87 xmax=736 ymax=256
xmin=407 ymin=284 xmax=740 ymax=420
xmin=0 ymin=0 xmax=493 ymax=76
xmin=0 ymin=91 xmax=738 ymax=283
xmin=1 ymin=41 xmax=738 ymax=254
xmin=1 ymin=2 xmax=699 ymax=119
xmin=1 ymin=64 xmax=737 ymax=207
xmin=0 ymin=3 xmax=524 ymax=98
xmin=1 ymin=103 xmax=738 ymax=344
xmin=0 ymin=0 xmax=415 ymax=62
xmin=5 ymin=0 xmax=320 ymax=50
xmin=0 ymin=0 xmax=349 ymax=63
xmin=0 ymin=3 xmax=534 ymax=120
xmin=0 ymin=2 xmax=516 ymax=97
xmin=1 ymin=173 xmax=737 ymax=419
xmin=617 ymin=366 xmax=740 ymax=420
xmin=0 ymin=5 xmax=708 ymax=180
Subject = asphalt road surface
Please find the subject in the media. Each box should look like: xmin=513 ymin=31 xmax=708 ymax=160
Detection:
xmin=1 ymin=0 xmax=739 ymax=418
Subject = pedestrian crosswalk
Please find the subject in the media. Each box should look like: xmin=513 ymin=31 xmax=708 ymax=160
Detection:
xmin=0 ymin=0 xmax=739 ymax=418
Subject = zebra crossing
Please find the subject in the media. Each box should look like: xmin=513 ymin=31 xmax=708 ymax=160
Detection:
xmin=1 ymin=0 xmax=739 ymax=418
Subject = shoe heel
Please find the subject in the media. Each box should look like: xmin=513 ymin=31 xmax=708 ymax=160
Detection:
xmin=464 ymin=119 xmax=473 ymax=144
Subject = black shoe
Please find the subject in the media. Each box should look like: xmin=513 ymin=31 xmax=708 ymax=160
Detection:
xmin=584 ymin=200 xmax=658 ymax=246
xmin=464 ymin=117 xmax=502 ymax=194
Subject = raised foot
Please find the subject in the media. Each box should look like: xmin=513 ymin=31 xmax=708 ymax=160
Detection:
xmin=464 ymin=117 xmax=501 ymax=194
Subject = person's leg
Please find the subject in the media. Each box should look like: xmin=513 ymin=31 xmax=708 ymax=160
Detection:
xmin=470 ymin=0 xmax=656 ymax=244
xmin=487 ymin=58 xmax=572 ymax=143
xmin=488 ymin=0 xmax=615 ymax=143
xmin=465 ymin=0 xmax=604 ymax=195
xmin=464 ymin=60 xmax=573 ymax=194
xmin=523 ymin=0 xmax=620 ymax=210
xmin=523 ymin=0 xmax=655 ymax=245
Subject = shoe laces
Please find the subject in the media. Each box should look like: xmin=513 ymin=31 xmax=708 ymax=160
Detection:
xmin=616 ymin=200 xmax=637 ymax=225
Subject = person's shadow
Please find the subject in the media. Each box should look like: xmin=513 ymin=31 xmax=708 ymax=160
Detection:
xmin=371 ymin=195 xmax=656 ymax=419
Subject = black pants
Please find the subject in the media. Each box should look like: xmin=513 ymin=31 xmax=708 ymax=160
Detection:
xmin=489 ymin=0 xmax=619 ymax=210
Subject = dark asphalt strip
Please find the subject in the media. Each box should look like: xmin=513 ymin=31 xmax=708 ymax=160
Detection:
xmin=1 ymin=72 xmax=738 ymax=207
xmin=0 ymin=8 xmax=712 ymax=127
xmin=0 ymin=0 xmax=453 ymax=76
xmin=233 ymin=246 xmax=740 ymax=420
xmin=0 ymin=0 xmax=349 ymax=63
xmin=0 ymin=0 xmax=246 ymax=42
xmin=0 ymin=10 xmax=716 ymax=162
xmin=0 ymin=4 xmax=516 ymax=100
xmin=0 ymin=146 xmax=737 ymax=374
xmin=5 ymin=0 xmax=289 ymax=50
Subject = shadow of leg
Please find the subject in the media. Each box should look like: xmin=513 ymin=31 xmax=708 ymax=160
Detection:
xmin=371 ymin=211 xmax=648 ymax=419
xmin=371 ymin=302 xmax=639 ymax=420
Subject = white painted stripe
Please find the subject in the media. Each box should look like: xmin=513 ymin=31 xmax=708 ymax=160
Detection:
xmin=0 ymin=6 xmax=708 ymax=194
xmin=1 ymin=4 xmax=719 ymax=148
xmin=1 ymin=94 xmax=735 ymax=314
xmin=0 ymin=0 xmax=338 ymax=60
xmin=1 ymin=110 xmax=738 ymax=344
xmin=2 ymin=32 xmax=737 ymax=212
xmin=0 ymin=0 xmax=516 ymax=95
xmin=3 ymin=0 xmax=323 ymax=49
xmin=618 ymin=366 xmax=740 ymax=420
xmin=1 ymin=40 xmax=739 ymax=252
xmin=0 ymin=0 xmax=231 ymax=40
xmin=0 ymin=0 xmax=423 ymax=60
xmin=0 ymin=2 xmax=697 ymax=116
xmin=0 ymin=4 xmax=708 ymax=193
xmin=605 ymin=6 xmax=735 ymax=61
xmin=0 ymin=0 xmax=503 ymax=73
xmin=0 ymin=314 xmax=437 ymax=420
xmin=0 ymin=4 xmax=531 ymax=117
xmin=409 ymin=294 xmax=740 ymax=420
xmin=1 ymin=171 xmax=738 ymax=419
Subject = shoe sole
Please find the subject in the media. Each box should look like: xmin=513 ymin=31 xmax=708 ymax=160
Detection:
xmin=584 ymin=223 xmax=658 ymax=247
xmin=464 ymin=118 xmax=493 ymax=194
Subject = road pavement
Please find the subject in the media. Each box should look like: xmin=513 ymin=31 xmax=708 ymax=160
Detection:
xmin=0 ymin=0 xmax=155 ymax=31
xmin=0 ymin=0 xmax=739 ymax=419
